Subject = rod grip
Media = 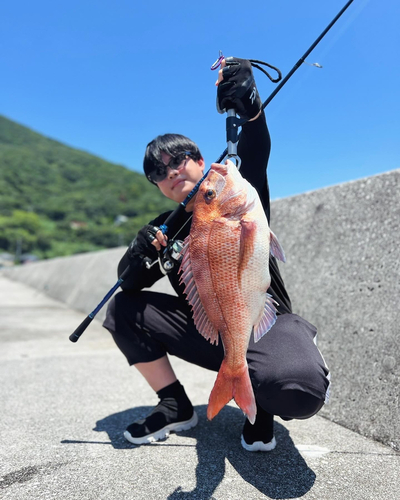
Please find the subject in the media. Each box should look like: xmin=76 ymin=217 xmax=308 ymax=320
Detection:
xmin=69 ymin=315 xmax=94 ymax=343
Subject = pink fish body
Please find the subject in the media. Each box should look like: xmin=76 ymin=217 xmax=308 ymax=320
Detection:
xmin=179 ymin=161 xmax=285 ymax=424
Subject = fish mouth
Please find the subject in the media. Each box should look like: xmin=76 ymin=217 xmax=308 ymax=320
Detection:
xmin=210 ymin=163 xmax=229 ymax=176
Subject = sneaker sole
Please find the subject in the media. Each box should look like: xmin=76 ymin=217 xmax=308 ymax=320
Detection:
xmin=240 ymin=435 xmax=277 ymax=452
xmin=124 ymin=411 xmax=198 ymax=445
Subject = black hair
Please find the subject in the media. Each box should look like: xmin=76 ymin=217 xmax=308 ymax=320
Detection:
xmin=143 ymin=133 xmax=202 ymax=184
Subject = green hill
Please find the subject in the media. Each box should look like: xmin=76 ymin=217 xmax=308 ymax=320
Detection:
xmin=0 ymin=115 xmax=175 ymax=260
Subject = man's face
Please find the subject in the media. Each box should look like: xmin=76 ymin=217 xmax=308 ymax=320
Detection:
xmin=157 ymin=151 xmax=205 ymax=205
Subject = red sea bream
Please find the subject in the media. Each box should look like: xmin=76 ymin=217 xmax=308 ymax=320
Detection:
xmin=179 ymin=161 xmax=286 ymax=424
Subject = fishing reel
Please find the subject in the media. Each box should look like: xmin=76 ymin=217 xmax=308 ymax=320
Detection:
xmin=144 ymin=238 xmax=185 ymax=275
xmin=158 ymin=239 xmax=185 ymax=274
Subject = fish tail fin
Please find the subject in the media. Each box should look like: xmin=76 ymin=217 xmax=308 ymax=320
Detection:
xmin=207 ymin=361 xmax=257 ymax=424
xmin=233 ymin=366 xmax=257 ymax=425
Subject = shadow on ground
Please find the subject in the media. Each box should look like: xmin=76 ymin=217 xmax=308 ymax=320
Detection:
xmin=63 ymin=404 xmax=315 ymax=499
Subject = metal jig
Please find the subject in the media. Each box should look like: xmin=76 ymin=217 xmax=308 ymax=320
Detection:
xmin=303 ymin=61 xmax=323 ymax=68
xmin=211 ymin=50 xmax=225 ymax=70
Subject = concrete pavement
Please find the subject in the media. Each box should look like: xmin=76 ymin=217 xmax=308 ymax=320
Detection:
xmin=1 ymin=274 xmax=399 ymax=500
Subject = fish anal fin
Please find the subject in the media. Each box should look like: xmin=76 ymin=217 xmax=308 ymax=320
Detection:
xmin=193 ymin=308 xmax=220 ymax=345
xmin=270 ymin=230 xmax=286 ymax=263
xmin=254 ymin=293 xmax=278 ymax=342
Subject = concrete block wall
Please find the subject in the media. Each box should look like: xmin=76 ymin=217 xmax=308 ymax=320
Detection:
xmin=270 ymin=169 xmax=399 ymax=451
xmin=1 ymin=247 xmax=175 ymax=323
xmin=2 ymin=169 xmax=399 ymax=450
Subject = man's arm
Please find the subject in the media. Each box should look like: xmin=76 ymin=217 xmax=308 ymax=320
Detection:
xmin=238 ymin=111 xmax=272 ymax=223
xmin=216 ymin=57 xmax=272 ymax=222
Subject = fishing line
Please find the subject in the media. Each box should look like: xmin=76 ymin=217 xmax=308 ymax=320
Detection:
xmin=310 ymin=0 xmax=371 ymax=64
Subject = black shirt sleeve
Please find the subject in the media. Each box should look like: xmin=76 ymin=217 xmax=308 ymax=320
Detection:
xmin=238 ymin=111 xmax=292 ymax=314
xmin=117 ymin=212 xmax=172 ymax=292
xmin=237 ymin=111 xmax=272 ymax=223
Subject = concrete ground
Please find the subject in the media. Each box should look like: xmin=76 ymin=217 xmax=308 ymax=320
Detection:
xmin=1 ymin=274 xmax=399 ymax=500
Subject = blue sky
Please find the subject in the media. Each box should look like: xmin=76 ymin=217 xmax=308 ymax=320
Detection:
xmin=1 ymin=0 xmax=399 ymax=200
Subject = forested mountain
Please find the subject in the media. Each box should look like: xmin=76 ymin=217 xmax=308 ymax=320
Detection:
xmin=0 ymin=115 xmax=175 ymax=260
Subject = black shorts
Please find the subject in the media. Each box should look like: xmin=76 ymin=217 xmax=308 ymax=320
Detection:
xmin=103 ymin=290 xmax=331 ymax=419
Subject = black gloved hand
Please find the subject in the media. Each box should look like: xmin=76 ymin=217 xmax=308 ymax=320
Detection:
xmin=217 ymin=57 xmax=262 ymax=121
xmin=127 ymin=224 xmax=162 ymax=260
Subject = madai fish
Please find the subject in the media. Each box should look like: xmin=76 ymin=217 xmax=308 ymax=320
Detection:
xmin=179 ymin=161 xmax=286 ymax=424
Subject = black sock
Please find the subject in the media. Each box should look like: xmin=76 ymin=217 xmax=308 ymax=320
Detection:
xmin=156 ymin=380 xmax=193 ymax=420
xmin=126 ymin=380 xmax=194 ymax=437
xmin=242 ymin=402 xmax=274 ymax=444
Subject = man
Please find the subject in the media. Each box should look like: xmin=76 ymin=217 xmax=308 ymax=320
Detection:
xmin=103 ymin=57 xmax=330 ymax=451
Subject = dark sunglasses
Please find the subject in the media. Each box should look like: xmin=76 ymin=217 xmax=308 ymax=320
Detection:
xmin=148 ymin=151 xmax=193 ymax=183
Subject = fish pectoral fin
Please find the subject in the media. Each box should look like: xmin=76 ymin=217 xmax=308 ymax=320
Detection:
xmin=254 ymin=293 xmax=278 ymax=342
xmin=270 ymin=230 xmax=286 ymax=263
xmin=178 ymin=238 xmax=219 ymax=345
xmin=238 ymin=219 xmax=257 ymax=283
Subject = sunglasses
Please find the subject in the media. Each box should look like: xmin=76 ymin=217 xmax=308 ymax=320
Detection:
xmin=148 ymin=151 xmax=193 ymax=183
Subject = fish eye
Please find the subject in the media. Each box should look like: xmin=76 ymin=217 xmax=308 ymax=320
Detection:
xmin=205 ymin=189 xmax=216 ymax=200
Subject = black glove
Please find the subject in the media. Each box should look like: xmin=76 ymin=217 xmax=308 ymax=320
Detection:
xmin=217 ymin=57 xmax=262 ymax=121
xmin=127 ymin=224 xmax=160 ymax=260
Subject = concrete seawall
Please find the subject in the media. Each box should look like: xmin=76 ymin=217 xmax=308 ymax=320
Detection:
xmin=270 ymin=169 xmax=400 ymax=451
xmin=3 ymin=169 xmax=399 ymax=451
xmin=1 ymin=247 xmax=176 ymax=323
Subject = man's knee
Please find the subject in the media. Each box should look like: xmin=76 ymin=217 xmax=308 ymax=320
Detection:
xmin=257 ymin=388 xmax=325 ymax=420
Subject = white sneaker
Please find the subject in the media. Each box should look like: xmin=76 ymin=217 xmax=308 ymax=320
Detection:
xmin=241 ymin=434 xmax=277 ymax=452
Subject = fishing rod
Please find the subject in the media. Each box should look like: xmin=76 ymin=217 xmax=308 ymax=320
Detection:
xmin=69 ymin=0 xmax=355 ymax=343
xmin=217 ymin=0 xmax=356 ymax=161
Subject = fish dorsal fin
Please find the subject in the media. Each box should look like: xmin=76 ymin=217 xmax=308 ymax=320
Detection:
xmin=179 ymin=237 xmax=220 ymax=345
xmin=253 ymin=293 xmax=278 ymax=342
xmin=270 ymin=230 xmax=286 ymax=263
